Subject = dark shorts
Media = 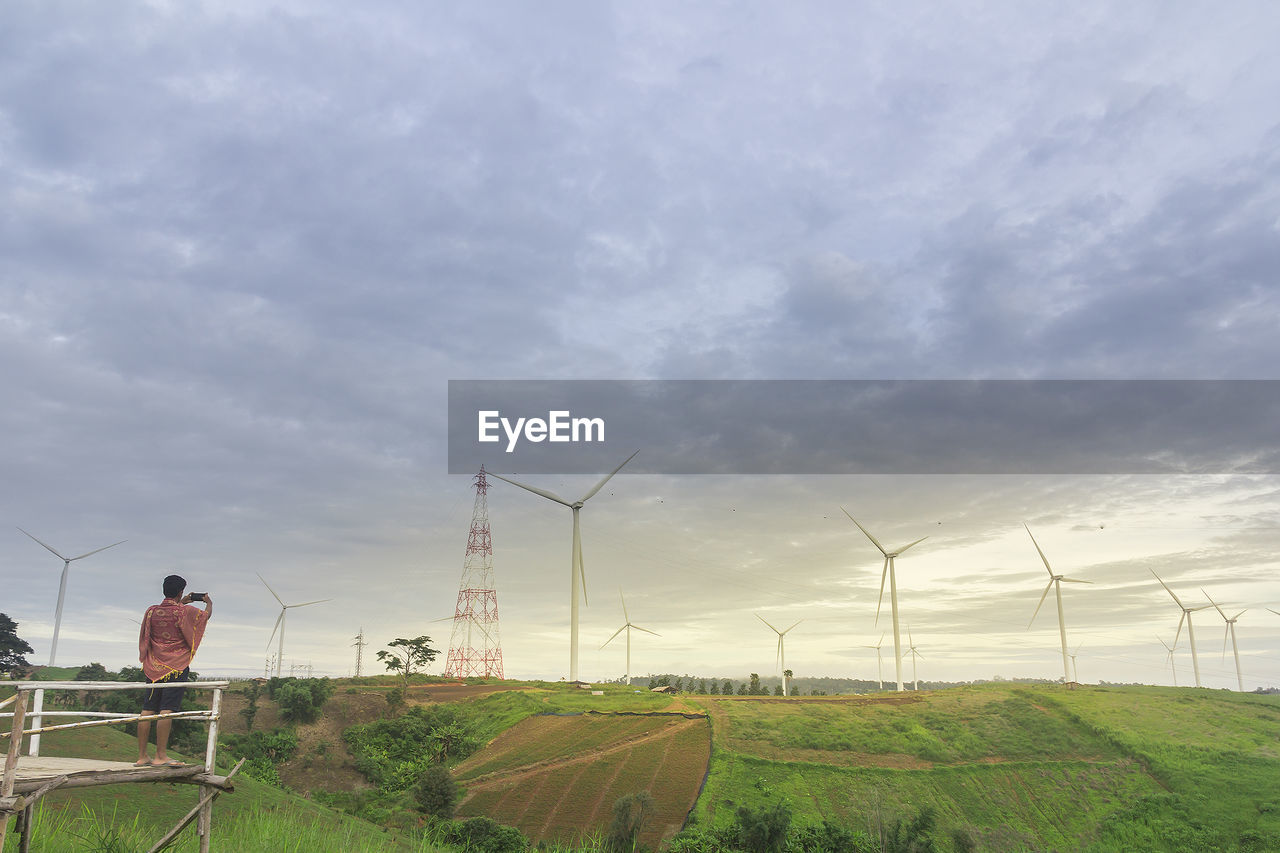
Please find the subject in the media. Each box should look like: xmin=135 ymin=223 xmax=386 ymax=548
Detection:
xmin=142 ymin=669 xmax=190 ymax=713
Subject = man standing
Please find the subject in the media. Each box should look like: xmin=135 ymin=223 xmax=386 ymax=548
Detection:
xmin=137 ymin=574 xmax=212 ymax=766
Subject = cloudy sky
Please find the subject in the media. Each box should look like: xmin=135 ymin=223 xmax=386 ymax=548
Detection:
xmin=3 ymin=2 xmax=1279 ymax=691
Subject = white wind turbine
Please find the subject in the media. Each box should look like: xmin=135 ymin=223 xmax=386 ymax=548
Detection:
xmin=863 ymin=632 xmax=886 ymax=690
xmin=1024 ymin=524 xmax=1092 ymax=684
xmin=906 ymin=624 xmax=923 ymax=691
xmin=1152 ymin=571 xmax=1209 ymax=688
xmin=843 ymin=510 xmax=927 ymax=692
xmin=756 ymin=614 xmax=802 ymax=696
xmin=1158 ymin=636 xmax=1179 ymax=686
xmin=490 ymin=450 xmax=638 ymax=682
xmin=258 ymin=573 xmax=332 ymax=678
xmin=18 ymin=527 xmax=126 ymax=666
xmin=1203 ymin=590 xmax=1246 ymax=692
xmin=601 ymin=590 xmax=658 ymax=686
xmin=1068 ymin=643 xmax=1082 ymax=684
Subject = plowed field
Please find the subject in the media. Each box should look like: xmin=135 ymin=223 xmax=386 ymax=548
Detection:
xmin=453 ymin=712 xmax=710 ymax=848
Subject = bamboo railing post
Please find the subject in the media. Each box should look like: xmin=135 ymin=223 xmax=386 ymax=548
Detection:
xmin=0 ymin=687 xmax=29 ymax=850
xmin=198 ymin=687 xmax=222 ymax=853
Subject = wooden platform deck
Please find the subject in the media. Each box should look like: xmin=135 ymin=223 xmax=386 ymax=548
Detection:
xmin=9 ymin=756 xmax=210 ymax=795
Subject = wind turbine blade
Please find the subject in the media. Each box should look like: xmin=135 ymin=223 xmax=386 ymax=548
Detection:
xmin=1269 ymin=608 xmax=1280 ymax=617
xmin=619 ymin=589 xmax=629 ymax=623
xmin=257 ymin=573 xmax=285 ymax=606
xmin=1232 ymin=610 xmax=1247 ymax=621
xmin=1060 ymin=578 xmax=1092 ymax=584
xmin=755 ymin=613 xmax=781 ymax=634
xmin=782 ymin=620 xmax=803 ymax=635
xmin=1174 ymin=611 xmax=1186 ymax=647
xmin=17 ymin=527 xmax=68 ymax=561
xmin=874 ymin=557 xmax=888 ymax=626
xmin=896 ymin=536 xmax=928 ymax=556
xmin=877 ymin=632 xmax=885 ymax=649
xmin=290 ymin=598 xmax=333 ymax=609
xmin=573 ymin=521 xmax=588 ymax=607
xmin=487 ymin=471 xmax=573 ymax=507
xmin=1222 ymin=625 xmax=1230 ymax=659
xmin=578 ymin=450 xmax=639 ymax=503
xmin=1028 ymin=580 xmax=1054 ymax=627
xmin=266 ymin=610 xmax=285 ymax=650
xmin=601 ymin=625 xmax=626 ymax=649
xmin=1201 ymin=589 xmax=1228 ymax=621
xmin=632 ymin=624 xmax=660 ymax=637
xmin=1024 ymin=524 xmax=1054 ymax=576
xmin=69 ymin=539 xmax=127 ymax=561
xmin=776 ymin=636 xmax=783 ymax=671
xmin=1152 ymin=571 xmax=1186 ymax=609
xmin=841 ymin=509 xmax=889 ymax=556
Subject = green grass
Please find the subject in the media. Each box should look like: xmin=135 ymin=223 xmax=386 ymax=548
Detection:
xmin=689 ymin=684 xmax=1280 ymax=852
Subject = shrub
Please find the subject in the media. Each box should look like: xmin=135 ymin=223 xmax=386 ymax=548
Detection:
xmin=605 ymin=792 xmax=655 ymax=853
xmin=436 ymin=816 xmax=527 ymax=853
xmin=413 ymin=765 xmax=461 ymax=818
xmin=735 ymin=801 xmax=792 ymax=853
xmin=274 ymin=678 xmax=334 ymax=724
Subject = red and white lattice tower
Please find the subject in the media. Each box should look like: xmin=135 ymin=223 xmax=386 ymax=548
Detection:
xmin=443 ymin=467 xmax=504 ymax=679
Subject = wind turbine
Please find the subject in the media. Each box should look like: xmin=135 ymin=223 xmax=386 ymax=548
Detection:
xmin=258 ymin=573 xmax=332 ymax=678
xmin=1024 ymin=524 xmax=1092 ymax=684
xmin=601 ymin=590 xmax=658 ymax=686
xmin=1157 ymin=636 xmax=1178 ymax=686
xmin=1068 ymin=643 xmax=1082 ymax=684
xmin=906 ymin=624 xmax=923 ymax=691
xmin=843 ymin=510 xmax=926 ymax=692
xmin=489 ymin=450 xmax=638 ymax=682
xmin=862 ymin=632 xmax=886 ymax=690
xmin=1203 ymin=590 xmax=1246 ymax=692
xmin=756 ymin=614 xmax=802 ymax=696
xmin=1152 ymin=571 xmax=1209 ymax=688
xmin=18 ymin=527 xmax=126 ymax=666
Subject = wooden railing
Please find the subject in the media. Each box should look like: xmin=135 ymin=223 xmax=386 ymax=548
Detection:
xmin=1 ymin=680 xmax=238 ymax=853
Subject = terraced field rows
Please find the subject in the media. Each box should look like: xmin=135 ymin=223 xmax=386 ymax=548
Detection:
xmin=454 ymin=713 xmax=711 ymax=849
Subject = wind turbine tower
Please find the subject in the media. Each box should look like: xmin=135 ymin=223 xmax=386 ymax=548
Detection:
xmin=1024 ymin=524 xmax=1092 ymax=684
xmin=491 ymin=451 xmax=637 ymax=682
xmin=1152 ymin=571 xmax=1209 ymax=687
xmin=444 ymin=467 xmax=505 ymax=679
xmin=756 ymin=614 xmax=802 ymax=696
xmin=863 ymin=633 xmax=886 ymax=690
xmin=1203 ymin=590 xmax=1246 ymax=692
xmin=843 ymin=511 xmax=927 ymax=692
xmin=601 ymin=590 xmax=658 ymax=685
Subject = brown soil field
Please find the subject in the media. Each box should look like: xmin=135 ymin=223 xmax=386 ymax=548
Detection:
xmin=453 ymin=713 xmax=711 ymax=849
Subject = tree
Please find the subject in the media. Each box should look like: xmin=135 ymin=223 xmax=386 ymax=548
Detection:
xmin=773 ymin=685 xmax=784 ymax=696
xmin=377 ymin=636 xmax=439 ymax=688
xmin=722 ymin=679 xmax=733 ymax=695
xmin=75 ymin=662 xmax=110 ymax=681
xmin=605 ymin=792 xmax=656 ymax=852
xmin=749 ymin=673 xmax=762 ymax=695
xmin=413 ymin=765 xmax=461 ymax=818
xmin=709 ymin=680 xmax=720 ymax=695
xmin=0 ymin=613 xmax=34 ymax=675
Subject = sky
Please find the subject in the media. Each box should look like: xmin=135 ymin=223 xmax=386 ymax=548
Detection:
xmin=3 ymin=2 xmax=1279 ymax=691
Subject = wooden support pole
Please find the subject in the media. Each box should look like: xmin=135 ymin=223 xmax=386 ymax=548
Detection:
xmin=147 ymin=759 xmax=243 ymax=853
xmin=198 ymin=687 xmax=223 ymax=853
xmin=0 ymin=688 xmax=28 ymax=850
xmin=0 ymin=709 xmax=212 ymax=740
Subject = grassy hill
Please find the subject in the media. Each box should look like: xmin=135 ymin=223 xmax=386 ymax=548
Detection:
xmin=7 ymin=678 xmax=1279 ymax=851
xmin=686 ymin=684 xmax=1280 ymax=851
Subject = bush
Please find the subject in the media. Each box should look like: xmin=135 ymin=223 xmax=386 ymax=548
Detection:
xmin=605 ymin=792 xmax=655 ymax=853
xmin=735 ymin=801 xmax=792 ymax=853
xmin=413 ymin=765 xmax=460 ymax=818
xmin=434 ymin=816 xmax=527 ymax=853
xmin=274 ymin=678 xmax=334 ymax=724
